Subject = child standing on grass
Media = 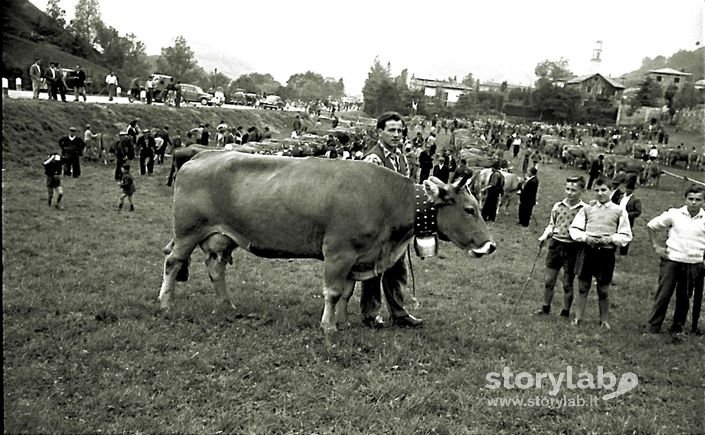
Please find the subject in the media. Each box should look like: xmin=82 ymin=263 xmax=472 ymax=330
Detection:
xmin=568 ymin=176 xmax=632 ymax=329
xmin=43 ymin=153 xmax=64 ymax=209
xmin=535 ymin=176 xmax=587 ymax=318
xmin=117 ymin=164 xmax=136 ymax=211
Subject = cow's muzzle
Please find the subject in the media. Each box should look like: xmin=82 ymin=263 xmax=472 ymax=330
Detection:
xmin=469 ymin=241 xmax=496 ymax=257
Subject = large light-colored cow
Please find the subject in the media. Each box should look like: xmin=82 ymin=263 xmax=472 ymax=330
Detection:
xmin=472 ymin=168 xmax=524 ymax=214
xmin=160 ymin=152 xmax=496 ymax=332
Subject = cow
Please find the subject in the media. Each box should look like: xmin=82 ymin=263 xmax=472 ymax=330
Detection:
xmin=687 ymin=148 xmax=701 ymax=171
xmin=642 ymin=160 xmax=663 ymax=187
xmin=564 ymin=146 xmax=588 ymax=169
xmin=605 ymin=157 xmax=644 ymax=180
xmin=661 ymin=148 xmax=690 ymax=168
xmin=472 ymin=168 xmax=524 ymax=215
xmin=159 ymin=152 xmax=496 ymax=332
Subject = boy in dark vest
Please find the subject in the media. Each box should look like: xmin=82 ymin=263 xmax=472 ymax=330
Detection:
xmin=569 ymin=177 xmax=632 ymax=329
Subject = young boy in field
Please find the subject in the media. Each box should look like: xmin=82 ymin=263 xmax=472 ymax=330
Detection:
xmin=117 ymin=164 xmax=136 ymax=211
xmin=535 ymin=176 xmax=587 ymax=317
xmin=43 ymin=153 xmax=64 ymax=209
xmin=568 ymin=176 xmax=633 ymax=329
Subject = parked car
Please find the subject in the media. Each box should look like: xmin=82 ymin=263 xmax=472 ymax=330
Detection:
xmin=179 ymin=84 xmax=212 ymax=106
xmin=229 ymin=90 xmax=248 ymax=105
xmin=260 ymin=95 xmax=285 ymax=110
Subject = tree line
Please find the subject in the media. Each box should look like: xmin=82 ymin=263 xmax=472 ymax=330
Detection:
xmin=361 ymin=55 xmax=703 ymax=124
xmin=41 ymin=0 xmax=346 ymax=102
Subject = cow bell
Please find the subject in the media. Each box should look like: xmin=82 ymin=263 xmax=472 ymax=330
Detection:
xmin=414 ymin=235 xmax=438 ymax=258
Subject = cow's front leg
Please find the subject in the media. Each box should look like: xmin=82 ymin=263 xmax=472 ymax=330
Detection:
xmin=205 ymin=254 xmax=236 ymax=310
xmin=202 ymin=234 xmax=237 ymax=310
xmin=334 ymin=280 xmax=356 ymax=330
xmin=321 ymin=285 xmax=341 ymax=334
xmin=159 ymin=255 xmax=182 ymax=310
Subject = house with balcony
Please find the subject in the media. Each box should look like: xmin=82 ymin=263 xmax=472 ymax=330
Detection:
xmin=564 ymin=73 xmax=625 ymax=105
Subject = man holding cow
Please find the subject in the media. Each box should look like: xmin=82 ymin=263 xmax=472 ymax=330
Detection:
xmin=158 ymin=111 xmax=495 ymax=332
xmin=361 ymin=112 xmax=424 ymax=329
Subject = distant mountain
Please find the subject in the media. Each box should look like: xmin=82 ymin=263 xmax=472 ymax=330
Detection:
xmin=188 ymin=40 xmax=254 ymax=81
xmin=143 ymin=45 xmax=254 ymax=82
xmin=619 ymin=47 xmax=704 ymax=87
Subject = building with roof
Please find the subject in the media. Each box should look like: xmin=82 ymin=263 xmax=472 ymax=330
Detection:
xmin=646 ymin=67 xmax=692 ymax=90
xmin=564 ymin=73 xmax=625 ymax=105
xmin=408 ymin=76 xmax=473 ymax=104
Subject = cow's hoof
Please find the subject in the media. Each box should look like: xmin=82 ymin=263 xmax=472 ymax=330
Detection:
xmin=321 ymin=323 xmax=337 ymax=334
xmin=220 ymin=300 xmax=237 ymax=311
xmin=336 ymin=321 xmax=351 ymax=330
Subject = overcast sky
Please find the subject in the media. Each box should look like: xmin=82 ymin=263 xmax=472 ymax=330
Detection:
xmin=30 ymin=0 xmax=704 ymax=95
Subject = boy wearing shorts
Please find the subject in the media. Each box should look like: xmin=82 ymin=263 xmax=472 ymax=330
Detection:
xmin=117 ymin=164 xmax=136 ymax=211
xmin=569 ymin=177 xmax=632 ymax=329
xmin=536 ymin=176 xmax=587 ymax=317
xmin=43 ymin=153 xmax=64 ymax=209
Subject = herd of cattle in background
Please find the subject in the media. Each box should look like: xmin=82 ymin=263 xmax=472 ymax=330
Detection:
xmin=159 ymin=117 xmax=704 ymax=209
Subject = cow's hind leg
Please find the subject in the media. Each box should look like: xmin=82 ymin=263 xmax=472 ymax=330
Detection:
xmin=320 ymin=247 xmax=357 ymax=333
xmin=159 ymin=235 xmax=200 ymax=309
xmin=201 ymin=233 xmax=237 ymax=310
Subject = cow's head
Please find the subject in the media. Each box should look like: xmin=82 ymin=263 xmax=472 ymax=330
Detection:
xmin=423 ymin=176 xmax=496 ymax=257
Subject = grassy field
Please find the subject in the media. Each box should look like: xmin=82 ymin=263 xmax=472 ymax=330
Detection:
xmin=3 ymin=101 xmax=705 ymax=433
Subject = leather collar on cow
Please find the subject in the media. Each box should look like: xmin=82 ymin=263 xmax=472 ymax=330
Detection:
xmin=414 ymin=184 xmax=438 ymax=237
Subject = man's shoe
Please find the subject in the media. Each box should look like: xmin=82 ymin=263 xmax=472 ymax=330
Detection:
xmin=533 ymin=306 xmax=550 ymax=316
xmin=645 ymin=324 xmax=660 ymax=334
xmin=391 ymin=314 xmax=424 ymax=328
xmin=571 ymin=319 xmax=581 ymax=327
xmin=691 ymin=328 xmax=702 ymax=336
xmin=599 ymin=321 xmax=611 ymax=330
xmin=362 ymin=315 xmax=385 ymax=329
xmin=559 ymin=309 xmax=570 ymax=318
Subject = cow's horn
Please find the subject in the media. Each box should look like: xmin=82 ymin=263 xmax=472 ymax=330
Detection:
xmin=428 ymin=176 xmax=446 ymax=188
xmin=453 ymin=173 xmax=471 ymax=191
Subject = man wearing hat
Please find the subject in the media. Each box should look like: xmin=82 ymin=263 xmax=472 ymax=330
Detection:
xmin=615 ymin=175 xmax=642 ymax=255
xmin=137 ymin=129 xmax=157 ymax=176
xmin=481 ymin=161 xmax=504 ymax=222
xmin=58 ymin=127 xmax=86 ymax=177
xmin=114 ymin=130 xmax=133 ymax=181
xmin=518 ymin=167 xmax=539 ymax=227
xmin=587 ymin=154 xmax=604 ymax=189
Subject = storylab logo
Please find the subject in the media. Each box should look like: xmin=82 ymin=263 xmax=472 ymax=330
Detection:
xmin=485 ymin=366 xmax=639 ymax=401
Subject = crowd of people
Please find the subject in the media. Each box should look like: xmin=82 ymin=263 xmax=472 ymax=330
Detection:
xmin=29 ymin=58 xmax=88 ymax=102
xmin=41 ymin=109 xmax=704 ymax=335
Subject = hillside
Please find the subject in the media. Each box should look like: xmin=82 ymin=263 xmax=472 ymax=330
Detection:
xmin=1 ymin=100 xmax=315 ymax=167
xmin=1 ymin=0 xmax=109 ymax=88
xmin=620 ymin=47 xmax=705 ymax=87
